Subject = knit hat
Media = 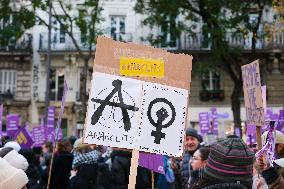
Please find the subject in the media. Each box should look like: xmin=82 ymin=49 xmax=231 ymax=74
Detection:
xmin=0 ymin=158 xmax=28 ymax=189
xmin=73 ymin=138 xmax=89 ymax=151
xmin=203 ymin=138 xmax=255 ymax=188
xmin=4 ymin=141 xmax=21 ymax=152
xmin=262 ymin=130 xmax=284 ymax=144
xmin=186 ymin=128 xmax=202 ymax=142
xmin=3 ymin=150 xmax=29 ymax=171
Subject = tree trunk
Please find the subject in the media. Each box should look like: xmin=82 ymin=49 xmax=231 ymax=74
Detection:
xmin=81 ymin=58 xmax=89 ymax=118
xmin=231 ymin=80 xmax=243 ymax=137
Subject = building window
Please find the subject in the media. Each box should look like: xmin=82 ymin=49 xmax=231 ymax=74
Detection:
xmin=52 ymin=19 xmax=66 ymax=44
xmin=160 ymin=16 xmax=178 ymax=48
xmin=50 ymin=69 xmax=65 ymax=101
xmin=110 ymin=16 xmax=125 ymax=41
xmin=0 ymin=70 xmax=16 ymax=95
xmin=201 ymin=69 xmax=221 ymax=91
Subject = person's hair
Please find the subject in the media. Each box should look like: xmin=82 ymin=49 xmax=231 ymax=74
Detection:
xmin=198 ymin=147 xmax=210 ymax=161
xmin=57 ymin=139 xmax=72 ymax=153
xmin=43 ymin=141 xmax=53 ymax=153
xmin=0 ymin=147 xmax=13 ymax=158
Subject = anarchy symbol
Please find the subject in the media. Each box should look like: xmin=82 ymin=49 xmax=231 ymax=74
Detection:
xmin=147 ymin=98 xmax=176 ymax=144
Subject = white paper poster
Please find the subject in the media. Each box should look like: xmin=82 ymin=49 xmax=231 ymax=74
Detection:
xmin=138 ymin=82 xmax=188 ymax=157
xmin=84 ymin=72 xmax=142 ymax=149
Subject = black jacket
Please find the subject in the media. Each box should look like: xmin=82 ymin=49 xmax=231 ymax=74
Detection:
xmin=111 ymin=150 xmax=149 ymax=189
xmin=69 ymin=164 xmax=98 ymax=189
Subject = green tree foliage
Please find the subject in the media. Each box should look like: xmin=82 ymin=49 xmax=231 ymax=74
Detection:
xmin=0 ymin=0 xmax=35 ymax=49
xmin=135 ymin=0 xmax=274 ymax=133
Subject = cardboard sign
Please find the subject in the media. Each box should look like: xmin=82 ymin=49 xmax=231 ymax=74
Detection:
xmin=84 ymin=37 xmax=192 ymax=157
xmin=241 ymin=60 xmax=265 ymax=126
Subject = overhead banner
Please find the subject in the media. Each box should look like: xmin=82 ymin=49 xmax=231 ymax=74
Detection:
xmin=241 ymin=60 xmax=265 ymax=126
xmin=84 ymin=37 xmax=192 ymax=157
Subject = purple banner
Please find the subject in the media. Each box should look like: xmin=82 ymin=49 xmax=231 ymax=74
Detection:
xmin=6 ymin=114 xmax=20 ymax=137
xmin=33 ymin=125 xmax=45 ymax=147
xmin=15 ymin=127 xmax=34 ymax=149
xmin=0 ymin=104 xmax=3 ymax=137
xmin=210 ymin=108 xmax=219 ymax=136
xmin=55 ymin=81 xmax=68 ymax=141
xmin=139 ymin=152 xmax=164 ymax=174
xmin=246 ymin=124 xmax=256 ymax=146
xmin=46 ymin=107 xmax=56 ymax=142
xmin=277 ymin=110 xmax=284 ymax=134
xmin=199 ymin=112 xmax=210 ymax=135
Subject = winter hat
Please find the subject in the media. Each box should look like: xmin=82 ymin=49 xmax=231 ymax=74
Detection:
xmin=186 ymin=128 xmax=202 ymax=142
xmin=4 ymin=141 xmax=21 ymax=152
xmin=0 ymin=158 xmax=28 ymax=189
xmin=262 ymin=130 xmax=284 ymax=144
xmin=3 ymin=150 xmax=29 ymax=171
xmin=73 ymin=138 xmax=89 ymax=151
xmin=203 ymin=138 xmax=255 ymax=188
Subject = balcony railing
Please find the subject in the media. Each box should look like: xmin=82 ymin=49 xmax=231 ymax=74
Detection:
xmin=39 ymin=32 xmax=134 ymax=52
xmin=0 ymin=33 xmax=32 ymax=52
xmin=180 ymin=32 xmax=284 ymax=50
xmin=38 ymin=32 xmax=96 ymax=52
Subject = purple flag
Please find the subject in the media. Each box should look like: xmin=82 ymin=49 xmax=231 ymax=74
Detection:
xmin=15 ymin=127 xmax=34 ymax=148
xmin=277 ymin=110 xmax=284 ymax=134
xmin=199 ymin=112 xmax=210 ymax=135
xmin=55 ymin=81 xmax=68 ymax=141
xmin=6 ymin=114 xmax=20 ymax=137
xmin=33 ymin=125 xmax=45 ymax=147
xmin=139 ymin=152 xmax=164 ymax=174
xmin=0 ymin=104 xmax=3 ymax=137
xmin=210 ymin=108 xmax=219 ymax=136
xmin=246 ymin=124 xmax=256 ymax=145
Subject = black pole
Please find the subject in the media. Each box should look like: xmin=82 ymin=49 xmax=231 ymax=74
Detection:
xmin=44 ymin=0 xmax=52 ymax=125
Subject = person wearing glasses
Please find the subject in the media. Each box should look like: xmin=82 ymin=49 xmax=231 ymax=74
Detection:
xmin=187 ymin=147 xmax=210 ymax=189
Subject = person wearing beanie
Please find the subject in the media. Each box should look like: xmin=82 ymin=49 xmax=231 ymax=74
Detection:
xmin=201 ymin=137 xmax=255 ymax=189
xmin=4 ymin=141 xmax=21 ymax=152
xmin=172 ymin=127 xmax=202 ymax=189
xmin=3 ymin=149 xmax=29 ymax=171
xmin=0 ymin=157 xmax=29 ymax=189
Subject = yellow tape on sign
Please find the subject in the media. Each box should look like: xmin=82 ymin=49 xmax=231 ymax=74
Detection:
xmin=120 ymin=57 xmax=164 ymax=77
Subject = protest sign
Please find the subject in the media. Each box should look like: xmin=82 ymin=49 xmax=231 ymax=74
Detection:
xmin=246 ymin=124 xmax=256 ymax=146
xmin=139 ymin=152 xmax=164 ymax=174
xmin=6 ymin=114 xmax=20 ymax=137
xmin=210 ymin=107 xmax=219 ymax=136
xmin=84 ymin=36 xmax=192 ymax=157
xmin=46 ymin=106 xmax=55 ymax=142
xmin=32 ymin=125 xmax=45 ymax=147
xmin=199 ymin=112 xmax=210 ymax=135
xmin=15 ymin=127 xmax=34 ymax=148
xmin=241 ymin=60 xmax=265 ymax=126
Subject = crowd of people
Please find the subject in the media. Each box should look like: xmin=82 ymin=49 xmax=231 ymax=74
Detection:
xmin=0 ymin=127 xmax=284 ymax=189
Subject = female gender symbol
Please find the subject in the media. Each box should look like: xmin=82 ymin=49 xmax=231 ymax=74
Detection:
xmin=147 ymin=98 xmax=176 ymax=144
